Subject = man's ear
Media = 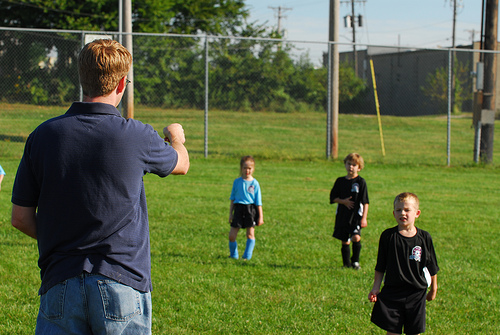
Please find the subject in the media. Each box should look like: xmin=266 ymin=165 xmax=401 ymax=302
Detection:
xmin=116 ymin=77 xmax=127 ymax=94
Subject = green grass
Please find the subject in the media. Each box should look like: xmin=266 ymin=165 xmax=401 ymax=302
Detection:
xmin=0 ymin=103 xmax=499 ymax=334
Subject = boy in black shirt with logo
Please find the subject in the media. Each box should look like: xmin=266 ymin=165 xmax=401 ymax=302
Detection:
xmin=369 ymin=192 xmax=439 ymax=335
xmin=330 ymin=153 xmax=369 ymax=269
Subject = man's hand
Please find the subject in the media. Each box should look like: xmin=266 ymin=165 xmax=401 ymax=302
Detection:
xmin=163 ymin=123 xmax=185 ymax=144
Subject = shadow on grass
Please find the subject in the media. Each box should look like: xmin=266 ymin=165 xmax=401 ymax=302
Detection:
xmin=267 ymin=263 xmax=315 ymax=270
xmin=0 ymin=134 xmax=27 ymax=143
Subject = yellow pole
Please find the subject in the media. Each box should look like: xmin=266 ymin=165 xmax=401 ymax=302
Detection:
xmin=369 ymin=59 xmax=385 ymax=156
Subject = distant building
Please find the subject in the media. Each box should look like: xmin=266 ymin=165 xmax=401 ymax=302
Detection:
xmin=338 ymin=42 xmax=499 ymax=116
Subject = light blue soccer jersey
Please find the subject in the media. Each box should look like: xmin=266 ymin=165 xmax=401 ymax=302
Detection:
xmin=229 ymin=177 xmax=262 ymax=206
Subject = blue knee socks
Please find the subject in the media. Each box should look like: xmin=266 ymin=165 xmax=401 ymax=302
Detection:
xmin=242 ymin=238 xmax=256 ymax=260
xmin=229 ymin=241 xmax=239 ymax=259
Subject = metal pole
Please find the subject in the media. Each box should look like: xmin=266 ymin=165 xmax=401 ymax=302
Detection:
xmin=369 ymin=59 xmax=385 ymax=156
xmin=118 ymin=0 xmax=123 ymax=45
xmin=204 ymin=36 xmax=209 ymax=158
xmin=122 ymin=0 xmax=134 ymax=119
xmin=118 ymin=0 xmax=123 ymax=114
xmin=80 ymin=32 xmax=84 ymax=102
xmin=450 ymin=0 xmax=456 ymax=116
xmin=474 ymin=121 xmax=482 ymax=163
xmin=447 ymin=49 xmax=452 ymax=166
xmin=326 ymin=43 xmax=332 ymax=158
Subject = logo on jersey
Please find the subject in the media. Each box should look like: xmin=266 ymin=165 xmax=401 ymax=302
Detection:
xmin=409 ymin=246 xmax=422 ymax=262
xmin=351 ymin=183 xmax=359 ymax=193
xmin=248 ymin=185 xmax=255 ymax=194
xmin=352 ymin=224 xmax=361 ymax=235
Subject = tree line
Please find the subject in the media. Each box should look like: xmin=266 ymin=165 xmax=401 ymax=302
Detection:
xmin=0 ymin=0 xmax=366 ymax=112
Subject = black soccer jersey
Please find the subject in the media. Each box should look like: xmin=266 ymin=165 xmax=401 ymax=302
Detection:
xmin=330 ymin=175 xmax=369 ymax=226
xmin=375 ymin=226 xmax=439 ymax=290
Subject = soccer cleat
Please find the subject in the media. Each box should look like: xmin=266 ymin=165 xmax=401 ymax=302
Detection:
xmin=352 ymin=262 xmax=361 ymax=270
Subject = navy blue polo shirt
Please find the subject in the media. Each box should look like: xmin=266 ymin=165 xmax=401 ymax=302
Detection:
xmin=12 ymin=102 xmax=178 ymax=295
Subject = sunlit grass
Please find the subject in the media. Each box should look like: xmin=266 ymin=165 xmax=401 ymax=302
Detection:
xmin=0 ymin=104 xmax=499 ymax=333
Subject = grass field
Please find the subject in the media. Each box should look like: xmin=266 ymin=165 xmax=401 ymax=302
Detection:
xmin=0 ymin=103 xmax=499 ymax=334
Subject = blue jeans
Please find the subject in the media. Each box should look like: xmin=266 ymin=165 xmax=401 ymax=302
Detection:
xmin=35 ymin=273 xmax=152 ymax=335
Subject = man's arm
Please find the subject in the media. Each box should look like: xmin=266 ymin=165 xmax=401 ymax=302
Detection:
xmin=11 ymin=204 xmax=37 ymax=239
xmin=164 ymin=124 xmax=189 ymax=175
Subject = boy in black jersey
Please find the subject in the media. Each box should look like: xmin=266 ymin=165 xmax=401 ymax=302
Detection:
xmin=330 ymin=153 xmax=369 ymax=269
xmin=369 ymin=192 xmax=439 ymax=335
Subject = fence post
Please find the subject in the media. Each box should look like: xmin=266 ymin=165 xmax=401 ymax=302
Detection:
xmin=474 ymin=121 xmax=482 ymax=163
xmin=204 ymin=35 xmax=209 ymax=158
xmin=122 ymin=0 xmax=134 ymax=119
xmin=447 ymin=48 xmax=452 ymax=167
xmin=80 ymin=32 xmax=84 ymax=102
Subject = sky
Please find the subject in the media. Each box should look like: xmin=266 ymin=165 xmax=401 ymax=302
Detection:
xmin=243 ymin=0 xmax=485 ymax=64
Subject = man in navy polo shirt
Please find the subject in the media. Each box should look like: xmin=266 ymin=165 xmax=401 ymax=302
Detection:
xmin=11 ymin=39 xmax=189 ymax=334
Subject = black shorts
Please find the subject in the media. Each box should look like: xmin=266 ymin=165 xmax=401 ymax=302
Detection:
xmin=231 ymin=204 xmax=259 ymax=229
xmin=371 ymin=286 xmax=427 ymax=334
xmin=333 ymin=222 xmax=361 ymax=242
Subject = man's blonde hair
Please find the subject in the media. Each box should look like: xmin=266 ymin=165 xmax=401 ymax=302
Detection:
xmin=78 ymin=39 xmax=132 ymax=98
xmin=343 ymin=153 xmax=364 ymax=170
xmin=394 ymin=192 xmax=420 ymax=209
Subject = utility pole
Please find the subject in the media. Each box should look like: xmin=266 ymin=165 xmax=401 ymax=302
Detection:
xmin=269 ymin=6 xmax=292 ymax=36
xmin=327 ymin=0 xmax=340 ymax=159
xmin=466 ymin=29 xmax=476 ymax=45
xmin=480 ymin=0 xmax=497 ymax=163
xmin=350 ymin=0 xmax=357 ymax=76
xmin=341 ymin=0 xmax=364 ymax=77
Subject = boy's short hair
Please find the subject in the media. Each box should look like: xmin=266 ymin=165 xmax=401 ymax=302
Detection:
xmin=78 ymin=39 xmax=132 ymax=98
xmin=394 ymin=192 xmax=420 ymax=209
xmin=343 ymin=153 xmax=364 ymax=170
xmin=240 ymin=155 xmax=255 ymax=168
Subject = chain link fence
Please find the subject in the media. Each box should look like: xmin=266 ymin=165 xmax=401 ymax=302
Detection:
xmin=0 ymin=27 xmax=497 ymax=163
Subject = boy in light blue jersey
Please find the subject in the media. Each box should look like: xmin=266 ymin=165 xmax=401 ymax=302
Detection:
xmin=228 ymin=156 xmax=264 ymax=260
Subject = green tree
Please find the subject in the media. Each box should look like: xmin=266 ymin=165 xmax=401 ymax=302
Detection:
xmin=338 ymin=62 xmax=366 ymax=103
xmin=0 ymin=0 xmax=342 ymax=113
xmin=421 ymin=59 xmax=473 ymax=114
xmin=288 ymin=53 xmax=327 ymax=111
xmin=0 ymin=0 xmax=247 ymax=34
xmin=0 ymin=0 xmax=248 ymax=105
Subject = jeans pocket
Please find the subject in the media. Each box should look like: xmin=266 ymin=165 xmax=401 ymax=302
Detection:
xmin=97 ymin=279 xmax=141 ymax=321
xmin=39 ymin=281 xmax=66 ymax=320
